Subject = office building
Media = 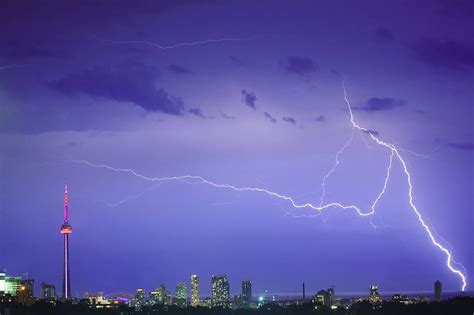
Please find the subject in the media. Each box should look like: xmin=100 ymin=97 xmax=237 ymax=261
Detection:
xmin=368 ymin=285 xmax=382 ymax=304
xmin=434 ymin=280 xmax=442 ymax=302
xmin=241 ymin=280 xmax=252 ymax=308
xmin=4 ymin=275 xmax=21 ymax=296
xmin=17 ymin=279 xmax=34 ymax=306
xmin=135 ymin=288 xmax=146 ymax=310
xmin=175 ymin=282 xmax=187 ymax=307
xmin=211 ymin=275 xmax=229 ymax=307
xmin=40 ymin=282 xmax=56 ymax=300
xmin=190 ymin=275 xmax=200 ymax=306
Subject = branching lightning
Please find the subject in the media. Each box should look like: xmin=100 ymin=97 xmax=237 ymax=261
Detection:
xmin=94 ymin=36 xmax=251 ymax=50
xmin=72 ymin=80 xmax=467 ymax=291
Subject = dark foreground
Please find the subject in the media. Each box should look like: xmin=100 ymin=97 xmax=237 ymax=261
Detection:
xmin=1 ymin=297 xmax=474 ymax=315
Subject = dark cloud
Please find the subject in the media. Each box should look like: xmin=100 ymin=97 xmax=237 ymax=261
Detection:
xmin=283 ymin=56 xmax=317 ymax=76
xmin=221 ymin=113 xmax=236 ymax=120
xmin=375 ymin=26 xmax=395 ymax=42
xmin=188 ymin=107 xmax=206 ymax=119
xmin=282 ymin=116 xmax=296 ymax=125
xmin=264 ymin=112 xmax=276 ymax=123
xmin=229 ymin=56 xmax=247 ymax=67
xmin=447 ymin=142 xmax=474 ymax=151
xmin=412 ymin=38 xmax=474 ymax=72
xmin=314 ymin=115 xmax=326 ymax=122
xmin=0 ymin=39 xmax=68 ymax=61
xmin=361 ymin=129 xmax=380 ymax=136
xmin=353 ymin=97 xmax=405 ymax=111
xmin=436 ymin=0 xmax=474 ymax=18
xmin=50 ymin=61 xmax=185 ymax=115
xmin=168 ymin=64 xmax=194 ymax=75
xmin=241 ymin=89 xmax=257 ymax=110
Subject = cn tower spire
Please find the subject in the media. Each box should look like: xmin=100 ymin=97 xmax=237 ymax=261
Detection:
xmin=64 ymin=183 xmax=68 ymax=223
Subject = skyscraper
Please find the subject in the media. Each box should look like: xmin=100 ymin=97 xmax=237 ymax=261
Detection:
xmin=190 ymin=275 xmax=200 ymax=306
xmin=135 ymin=288 xmax=146 ymax=310
xmin=327 ymin=287 xmax=335 ymax=306
xmin=40 ymin=282 xmax=56 ymax=300
xmin=2 ymin=274 xmax=21 ymax=296
xmin=17 ymin=279 xmax=34 ymax=306
xmin=368 ymin=285 xmax=382 ymax=304
xmin=60 ymin=184 xmax=72 ymax=299
xmin=241 ymin=280 xmax=252 ymax=308
xmin=434 ymin=280 xmax=442 ymax=302
xmin=175 ymin=282 xmax=187 ymax=307
xmin=211 ymin=275 xmax=229 ymax=307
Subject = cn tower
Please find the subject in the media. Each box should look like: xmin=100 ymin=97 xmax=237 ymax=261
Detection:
xmin=60 ymin=184 xmax=72 ymax=299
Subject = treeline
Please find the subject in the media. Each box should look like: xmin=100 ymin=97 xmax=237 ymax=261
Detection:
xmin=1 ymin=296 xmax=473 ymax=315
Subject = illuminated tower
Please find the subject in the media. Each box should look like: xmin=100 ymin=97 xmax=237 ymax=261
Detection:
xmin=190 ymin=275 xmax=200 ymax=306
xmin=60 ymin=184 xmax=72 ymax=299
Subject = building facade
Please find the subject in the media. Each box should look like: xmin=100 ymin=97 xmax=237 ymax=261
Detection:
xmin=40 ymin=282 xmax=56 ymax=300
xmin=4 ymin=275 xmax=21 ymax=296
xmin=241 ymin=280 xmax=252 ymax=308
xmin=17 ymin=279 xmax=34 ymax=306
xmin=368 ymin=285 xmax=382 ymax=304
xmin=190 ymin=275 xmax=200 ymax=306
xmin=434 ymin=280 xmax=442 ymax=302
xmin=211 ymin=275 xmax=229 ymax=307
xmin=175 ymin=282 xmax=187 ymax=307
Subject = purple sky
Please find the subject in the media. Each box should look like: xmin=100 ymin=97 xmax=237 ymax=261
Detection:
xmin=1 ymin=0 xmax=473 ymax=297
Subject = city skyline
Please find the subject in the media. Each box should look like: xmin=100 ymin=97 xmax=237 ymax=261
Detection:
xmin=1 ymin=0 xmax=473 ymax=297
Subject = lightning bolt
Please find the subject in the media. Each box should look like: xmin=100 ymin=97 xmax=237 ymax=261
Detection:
xmin=0 ymin=64 xmax=29 ymax=71
xmin=94 ymin=36 xmax=251 ymax=50
xmin=340 ymin=80 xmax=466 ymax=291
xmin=72 ymin=80 xmax=467 ymax=291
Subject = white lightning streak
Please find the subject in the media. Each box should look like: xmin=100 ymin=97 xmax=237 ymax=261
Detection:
xmin=341 ymin=80 xmax=467 ymax=291
xmin=319 ymin=128 xmax=355 ymax=207
xmin=0 ymin=64 xmax=29 ymax=71
xmin=72 ymin=80 xmax=467 ymax=291
xmin=95 ymin=36 xmax=251 ymax=50
xmin=72 ymin=159 xmax=377 ymax=217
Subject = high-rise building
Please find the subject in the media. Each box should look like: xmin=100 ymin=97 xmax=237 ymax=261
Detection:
xmin=211 ymin=275 xmax=229 ymax=307
xmin=17 ymin=279 xmax=34 ymax=306
xmin=149 ymin=290 xmax=157 ymax=305
xmin=3 ymin=275 xmax=21 ymax=296
xmin=40 ymin=282 xmax=56 ymax=300
xmin=156 ymin=285 xmax=165 ymax=304
xmin=190 ymin=275 xmax=200 ymax=306
xmin=315 ymin=290 xmax=327 ymax=306
xmin=327 ymin=287 xmax=335 ymax=306
xmin=368 ymin=285 xmax=382 ymax=304
xmin=241 ymin=280 xmax=252 ymax=308
xmin=0 ymin=272 xmax=5 ymax=296
xmin=135 ymin=288 xmax=146 ymax=310
xmin=434 ymin=280 xmax=442 ymax=302
xmin=175 ymin=282 xmax=187 ymax=307
xmin=60 ymin=184 xmax=73 ymax=299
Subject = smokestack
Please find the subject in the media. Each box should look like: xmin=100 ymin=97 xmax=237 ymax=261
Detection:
xmin=302 ymin=282 xmax=305 ymax=300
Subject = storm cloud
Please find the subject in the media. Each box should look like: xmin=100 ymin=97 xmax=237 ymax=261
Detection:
xmin=51 ymin=61 xmax=185 ymax=115
xmin=353 ymin=97 xmax=405 ymax=111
